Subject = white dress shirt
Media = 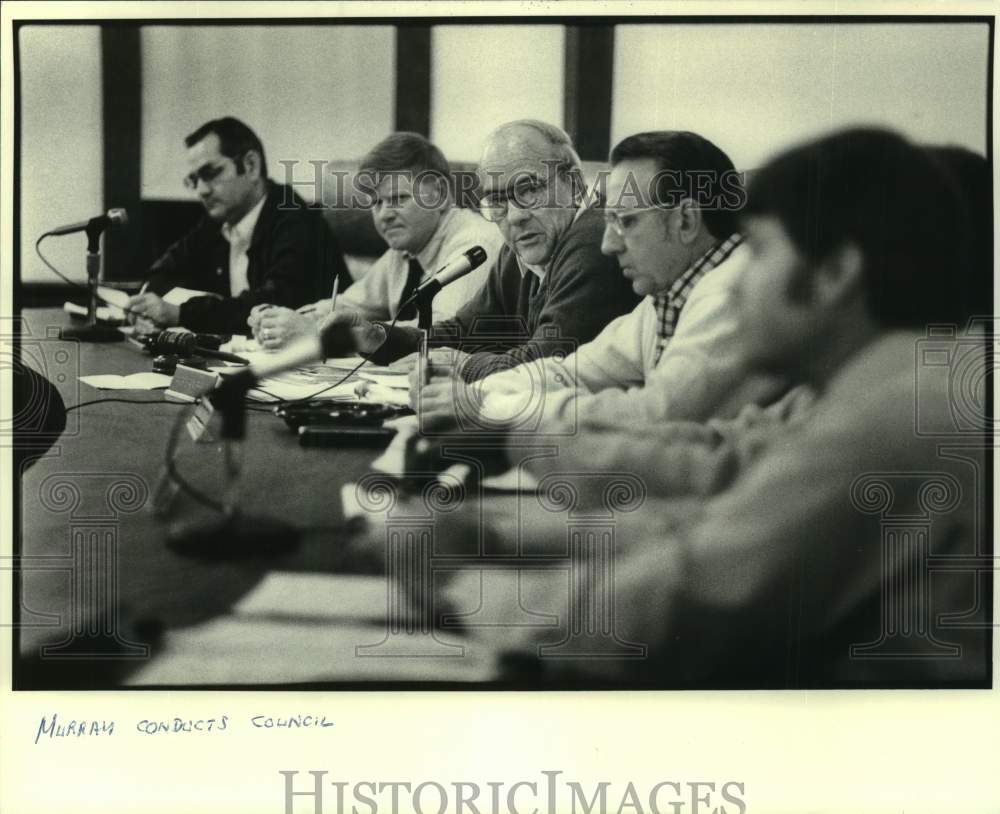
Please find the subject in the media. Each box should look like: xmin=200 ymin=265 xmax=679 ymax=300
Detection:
xmin=220 ymin=193 xmax=267 ymax=297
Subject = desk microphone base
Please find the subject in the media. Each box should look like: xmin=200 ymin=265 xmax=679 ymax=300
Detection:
xmin=60 ymin=324 xmax=124 ymax=343
xmin=167 ymin=513 xmax=300 ymax=560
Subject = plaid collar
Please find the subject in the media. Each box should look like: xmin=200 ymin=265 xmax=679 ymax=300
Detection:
xmin=652 ymin=233 xmax=743 ymax=365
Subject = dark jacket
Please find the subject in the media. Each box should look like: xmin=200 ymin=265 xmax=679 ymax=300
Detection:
xmin=144 ymin=181 xmax=351 ymax=334
xmin=371 ymin=207 xmax=640 ymax=380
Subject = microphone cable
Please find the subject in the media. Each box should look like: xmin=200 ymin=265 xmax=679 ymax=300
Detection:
xmin=258 ymin=308 xmax=404 ymax=406
xmin=35 ymin=232 xmax=87 ymax=290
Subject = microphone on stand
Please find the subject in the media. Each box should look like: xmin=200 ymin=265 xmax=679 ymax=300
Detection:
xmin=396 ymin=245 xmax=488 ymax=318
xmin=48 ymin=208 xmax=129 ymax=238
xmin=55 ymin=208 xmax=130 ymax=343
xmin=170 ymin=245 xmax=485 ymax=559
xmin=166 ymin=321 xmax=357 ymax=560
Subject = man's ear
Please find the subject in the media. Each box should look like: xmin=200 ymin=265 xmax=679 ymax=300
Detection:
xmin=241 ymin=149 xmax=263 ymax=180
xmin=676 ymin=198 xmax=704 ymax=244
xmin=813 ymin=242 xmax=865 ymax=308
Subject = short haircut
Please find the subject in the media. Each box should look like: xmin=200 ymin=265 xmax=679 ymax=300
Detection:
xmin=484 ymin=119 xmax=585 ymax=194
xmin=610 ymin=131 xmax=742 ymax=240
xmin=185 ymin=117 xmax=268 ymax=178
xmin=358 ymin=131 xmax=451 ymax=180
xmin=744 ymin=127 xmax=970 ymax=328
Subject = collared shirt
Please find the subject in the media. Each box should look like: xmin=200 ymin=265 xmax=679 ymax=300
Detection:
xmin=652 ymin=233 xmax=744 ymax=365
xmin=336 ymin=207 xmax=504 ymax=323
xmin=220 ymin=193 xmax=267 ymax=297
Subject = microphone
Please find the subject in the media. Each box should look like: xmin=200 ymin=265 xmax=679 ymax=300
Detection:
xmin=48 ymin=208 xmax=129 ymax=237
xmin=399 ymin=246 xmax=487 ymax=310
xmin=141 ymin=330 xmax=223 ymax=353
xmin=152 ymin=332 xmax=248 ymax=365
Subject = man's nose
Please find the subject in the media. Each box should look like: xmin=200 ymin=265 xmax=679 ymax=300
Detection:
xmin=505 ymin=202 xmax=531 ymax=226
xmin=600 ymin=223 xmax=623 ymax=256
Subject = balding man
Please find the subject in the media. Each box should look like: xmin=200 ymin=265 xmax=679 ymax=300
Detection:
xmin=339 ymin=120 xmax=640 ymax=379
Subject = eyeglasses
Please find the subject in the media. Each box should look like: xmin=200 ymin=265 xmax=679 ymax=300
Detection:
xmin=183 ymin=160 xmax=232 ymax=191
xmin=478 ymin=178 xmax=552 ymax=223
xmin=603 ymin=206 xmax=664 ymax=238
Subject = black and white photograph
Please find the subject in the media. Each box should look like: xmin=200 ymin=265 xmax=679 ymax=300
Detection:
xmin=1 ymin=1 xmax=997 ymax=812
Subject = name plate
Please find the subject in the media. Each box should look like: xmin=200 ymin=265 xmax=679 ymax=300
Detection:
xmin=164 ymin=364 xmax=221 ymax=404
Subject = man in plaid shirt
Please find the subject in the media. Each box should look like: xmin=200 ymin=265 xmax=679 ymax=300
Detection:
xmin=415 ymin=131 xmax=785 ymax=434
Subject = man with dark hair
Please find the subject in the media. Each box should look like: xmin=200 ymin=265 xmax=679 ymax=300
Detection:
xmin=332 ymin=120 xmax=641 ymax=380
xmin=128 ymin=116 xmax=350 ymax=335
xmin=448 ymin=128 xmax=988 ymax=687
xmin=927 ymin=145 xmax=991 ymax=327
xmin=248 ymin=131 xmax=501 ymax=348
xmin=414 ymin=129 xmax=782 ymax=433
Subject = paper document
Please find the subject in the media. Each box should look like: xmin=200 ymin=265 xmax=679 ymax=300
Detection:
xmin=246 ymin=371 xmax=362 ymax=403
xmin=354 ymin=382 xmax=410 ymax=406
xmin=162 ymin=286 xmax=221 ymax=305
xmin=97 ymin=285 xmax=132 ymax=309
xmin=79 ymin=372 xmax=172 ymax=390
xmin=63 ymin=301 xmax=126 ymax=322
xmin=356 ymin=370 xmax=410 ymax=389
xmin=220 ymin=335 xmax=260 ymax=354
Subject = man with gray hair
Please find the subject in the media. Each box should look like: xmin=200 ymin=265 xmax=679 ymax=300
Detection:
xmin=340 ymin=119 xmax=640 ymax=380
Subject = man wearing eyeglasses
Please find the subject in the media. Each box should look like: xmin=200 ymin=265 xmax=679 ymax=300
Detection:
xmin=337 ymin=119 xmax=640 ymax=379
xmin=414 ymin=130 xmax=784 ymax=439
xmin=128 ymin=117 xmax=350 ymax=335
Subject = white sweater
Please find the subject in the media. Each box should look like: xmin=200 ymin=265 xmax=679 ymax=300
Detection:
xmin=479 ymin=243 xmax=783 ymax=429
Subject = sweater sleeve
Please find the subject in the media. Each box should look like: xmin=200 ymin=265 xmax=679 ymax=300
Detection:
xmin=459 ymin=224 xmax=639 ymax=381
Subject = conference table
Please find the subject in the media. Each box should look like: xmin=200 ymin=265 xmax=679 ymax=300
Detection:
xmin=15 ymin=307 xmax=529 ymax=688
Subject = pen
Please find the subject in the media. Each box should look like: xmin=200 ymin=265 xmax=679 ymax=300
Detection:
xmin=329 ymin=275 xmax=340 ymax=313
xmin=418 ymin=330 xmax=431 ymax=387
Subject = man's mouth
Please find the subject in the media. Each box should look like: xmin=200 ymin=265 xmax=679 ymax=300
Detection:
xmin=516 ymin=232 xmax=542 ymax=246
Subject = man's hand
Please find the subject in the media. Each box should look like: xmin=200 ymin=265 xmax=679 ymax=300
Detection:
xmin=127 ymin=293 xmax=180 ymax=327
xmin=406 ymin=347 xmax=473 ymax=396
xmin=253 ymin=306 xmax=317 ymax=349
xmin=318 ymin=310 xmax=387 ymax=355
xmin=413 ymin=380 xmax=465 ymax=431
xmin=246 ymin=303 xmax=269 ymax=336
xmin=297 ymin=298 xmax=333 ymax=318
